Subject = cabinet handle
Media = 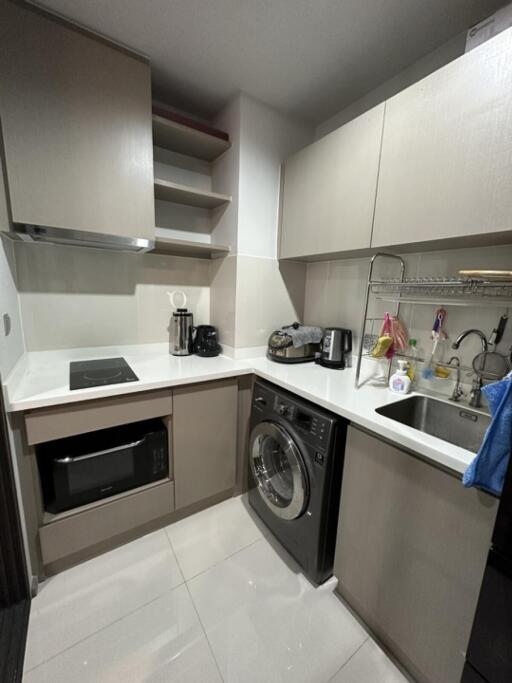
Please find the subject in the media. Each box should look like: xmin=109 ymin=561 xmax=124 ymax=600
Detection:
xmin=54 ymin=438 xmax=144 ymax=464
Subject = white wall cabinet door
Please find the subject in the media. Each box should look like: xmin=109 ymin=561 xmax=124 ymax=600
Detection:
xmin=0 ymin=3 xmax=154 ymax=242
xmin=279 ymin=103 xmax=384 ymax=260
xmin=372 ymin=28 xmax=512 ymax=249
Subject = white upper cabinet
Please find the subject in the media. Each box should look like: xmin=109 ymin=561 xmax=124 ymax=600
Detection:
xmin=372 ymin=28 xmax=512 ymax=249
xmin=0 ymin=3 xmax=154 ymax=242
xmin=279 ymin=103 xmax=384 ymax=260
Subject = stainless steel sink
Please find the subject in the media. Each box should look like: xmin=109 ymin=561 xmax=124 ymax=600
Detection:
xmin=376 ymin=395 xmax=491 ymax=452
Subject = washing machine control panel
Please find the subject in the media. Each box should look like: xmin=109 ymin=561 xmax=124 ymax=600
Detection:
xmin=271 ymin=398 xmax=328 ymax=444
xmin=274 ymin=398 xmax=294 ymax=418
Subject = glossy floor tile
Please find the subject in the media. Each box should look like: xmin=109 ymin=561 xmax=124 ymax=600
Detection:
xmin=165 ymin=495 xmax=263 ymax=579
xmin=25 ymin=496 xmax=411 ymax=682
xmin=330 ymin=639 xmax=409 ymax=683
xmin=24 ymin=585 xmax=222 ymax=683
xmin=25 ymin=529 xmax=183 ymax=671
xmin=188 ymin=538 xmax=368 ymax=683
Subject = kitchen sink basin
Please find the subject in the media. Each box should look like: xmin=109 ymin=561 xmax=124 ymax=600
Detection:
xmin=376 ymin=395 xmax=491 ymax=453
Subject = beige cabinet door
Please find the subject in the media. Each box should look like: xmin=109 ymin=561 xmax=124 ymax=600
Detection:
xmin=372 ymin=28 xmax=512 ymax=249
xmin=279 ymin=103 xmax=384 ymax=260
xmin=0 ymin=3 xmax=154 ymax=241
xmin=334 ymin=426 xmax=497 ymax=683
xmin=173 ymin=379 xmax=238 ymax=510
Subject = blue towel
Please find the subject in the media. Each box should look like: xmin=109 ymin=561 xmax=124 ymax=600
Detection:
xmin=463 ymin=373 xmax=512 ymax=495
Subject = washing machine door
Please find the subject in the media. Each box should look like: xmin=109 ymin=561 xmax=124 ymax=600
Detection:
xmin=249 ymin=421 xmax=308 ymax=520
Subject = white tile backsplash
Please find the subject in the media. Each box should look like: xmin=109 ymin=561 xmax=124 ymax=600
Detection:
xmin=235 ymin=255 xmax=306 ymax=348
xmin=15 ymin=242 xmax=211 ymax=351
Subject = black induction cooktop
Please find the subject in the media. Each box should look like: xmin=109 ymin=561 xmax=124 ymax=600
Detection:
xmin=69 ymin=357 xmax=139 ymax=390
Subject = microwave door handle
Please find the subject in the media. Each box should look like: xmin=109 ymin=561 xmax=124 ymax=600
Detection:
xmin=54 ymin=438 xmax=145 ymax=464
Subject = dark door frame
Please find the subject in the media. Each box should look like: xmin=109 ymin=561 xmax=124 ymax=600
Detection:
xmin=0 ymin=381 xmax=30 ymax=682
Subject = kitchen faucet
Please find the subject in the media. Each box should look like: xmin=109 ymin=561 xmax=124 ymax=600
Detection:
xmin=445 ymin=356 xmax=463 ymax=402
xmin=451 ymin=329 xmax=488 ymax=408
xmin=451 ymin=329 xmax=488 ymax=353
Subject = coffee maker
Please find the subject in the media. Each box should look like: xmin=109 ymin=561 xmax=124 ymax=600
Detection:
xmin=316 ymin=328 xmax=352 ymax=369
xmin=194 ymin=325 xmax=221 ymax=357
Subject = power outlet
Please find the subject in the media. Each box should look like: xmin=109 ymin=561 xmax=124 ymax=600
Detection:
xmin=3 ymin=312 xmax=11 ymax=337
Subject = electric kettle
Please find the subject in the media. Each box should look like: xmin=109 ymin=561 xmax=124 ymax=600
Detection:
xmin=316 ymin=327 xmax=352 ymax=369
xmin=168 ymin=291 xmax=193 ymax=356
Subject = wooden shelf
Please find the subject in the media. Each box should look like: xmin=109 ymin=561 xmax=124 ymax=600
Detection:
xmin=152 ymin=114 xmax=231 ymax=161
xmin=150 ymin=236 xmax=230 ymax=259
xmin=154 ymin=178 xmax=232 ymax=209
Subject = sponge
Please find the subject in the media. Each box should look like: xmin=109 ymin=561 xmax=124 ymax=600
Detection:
xmin=371 ymin=336 xmax=394 ymax=358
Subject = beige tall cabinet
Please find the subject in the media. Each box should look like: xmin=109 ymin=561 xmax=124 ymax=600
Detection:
xmin=0 ymin=2 xmax=154 ymax=241
xmin=372 ymin=28 xmax=512 ymax=248
xmin=334 ymin=426 xmax=497 ymax=683
xmin=173 ymin=379 xmax=238 ymax=510
xmin=279 ymin=103 xmax=385 ymax=259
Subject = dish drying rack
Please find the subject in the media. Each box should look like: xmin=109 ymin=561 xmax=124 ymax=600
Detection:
xmin=355 ymin=253 xmax=512 ymax=388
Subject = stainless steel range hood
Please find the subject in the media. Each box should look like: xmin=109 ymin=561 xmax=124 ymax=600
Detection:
xmin=10 ymin=223 xmax=154 ymax=253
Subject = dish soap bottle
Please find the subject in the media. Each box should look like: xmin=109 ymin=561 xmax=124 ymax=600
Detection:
xmin=389 ymin=360 xmax=412 ymax=395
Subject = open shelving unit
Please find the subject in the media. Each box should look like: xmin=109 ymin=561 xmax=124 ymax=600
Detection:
xmin=152 ymin=114 xmax=231 ymax=161
xmin=153 ymin=178 xmax=231 ymax=210
xmin=150 ymin=107 xmax=232 ymax=259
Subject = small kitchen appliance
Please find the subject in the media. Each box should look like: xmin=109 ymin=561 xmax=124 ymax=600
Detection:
xmin=69 ymin=357 xmax=138 ymax=390
xmin=168 ymin=291 xmax=194 ymax=356
xmin=170 ymin=308 xmax=194 ymax=356
xmin=194 ymin=325 xmax=221 ymax=357
xmin=37 ymin=419 xmax=168 ymax=513
xmin=267 ymin=323 xmax=322 ymax=363
xmin=316 ymin=327 xmax=352 ymax=369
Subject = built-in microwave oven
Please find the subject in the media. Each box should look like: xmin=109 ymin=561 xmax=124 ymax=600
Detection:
xmin=37 ymin=419 xmax=168 ymax=513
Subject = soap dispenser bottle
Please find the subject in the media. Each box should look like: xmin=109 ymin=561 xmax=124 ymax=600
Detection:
xmin=389 ymin=360 xmax=412 ymax=395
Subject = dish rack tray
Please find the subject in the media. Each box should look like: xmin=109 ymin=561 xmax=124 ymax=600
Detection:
xmin=370 ymin=277 xmax=512 ymax=305
xmin=355 ymin=254 xmax=512 ymax=388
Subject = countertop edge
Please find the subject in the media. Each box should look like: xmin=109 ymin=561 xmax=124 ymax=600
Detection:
xmin=3 ymin=353 xmax=477 ymax=477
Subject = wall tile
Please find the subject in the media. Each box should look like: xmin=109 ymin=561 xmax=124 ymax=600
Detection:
xmin=235 ymin=256 xmax=305 ymax=348
xmin=15 ymin=242 xmax=211 ymax=351
xmin=303 ymin=261 xmax=330 ymax=326
xmin=304 ymin=244 xmax=512 ymax=399
xmin=210 ymin=255 xmax=237 ymax=348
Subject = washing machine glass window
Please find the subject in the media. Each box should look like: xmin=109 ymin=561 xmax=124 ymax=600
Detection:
xmin=249 ymin=421 xmax=308 ymax=521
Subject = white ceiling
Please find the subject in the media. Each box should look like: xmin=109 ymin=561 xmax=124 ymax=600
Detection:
xmin=34 ymin=0 xmax=503 ymax=123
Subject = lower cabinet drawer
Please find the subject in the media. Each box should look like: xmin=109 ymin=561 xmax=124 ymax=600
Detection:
xmin=39 ymin=480 xmax=174 ymax=566
xmin=25 ymin=389 xmax=173 ymax=445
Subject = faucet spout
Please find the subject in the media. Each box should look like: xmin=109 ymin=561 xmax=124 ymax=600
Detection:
xmin=451 ymin=329 xmax=488 ymax=353
xmin=445 ymin=356 xmax=463 ymax=402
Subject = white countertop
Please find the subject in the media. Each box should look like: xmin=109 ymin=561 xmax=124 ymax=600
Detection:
xmin=3 ymin=343 xmax=480 ymax=476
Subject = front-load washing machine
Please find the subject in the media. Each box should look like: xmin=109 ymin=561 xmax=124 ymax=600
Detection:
xmin=248 ymin=379 xmax=348 ymax=585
